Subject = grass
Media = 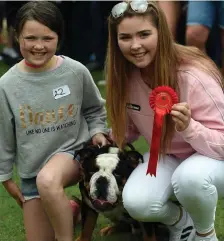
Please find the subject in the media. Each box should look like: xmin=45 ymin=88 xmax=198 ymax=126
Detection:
xmin=0 ymin=61 xmax=224 ymax=241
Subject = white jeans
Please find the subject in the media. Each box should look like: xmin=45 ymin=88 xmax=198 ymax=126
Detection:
xmin=122 ymin=152 xmax=224 ymax=234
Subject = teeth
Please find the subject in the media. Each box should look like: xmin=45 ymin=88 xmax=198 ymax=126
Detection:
xmin=33 ymin=53 xmax=45 ymax=56
xmin=133 ymin=53 xmax=145 ymax=58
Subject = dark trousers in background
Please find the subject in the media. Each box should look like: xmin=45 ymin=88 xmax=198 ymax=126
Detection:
xmin=59 ymin=1 xmax=92 ymax=65
xmin=58 ymin=1 xmax=117 ymax=68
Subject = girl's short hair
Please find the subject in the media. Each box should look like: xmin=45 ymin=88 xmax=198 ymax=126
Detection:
xmin=14 ymin=1 xmax=64 ymax=48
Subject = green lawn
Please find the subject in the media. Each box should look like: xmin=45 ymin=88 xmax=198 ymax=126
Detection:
xmin=0 ymin=62 xmax=223 ymax=241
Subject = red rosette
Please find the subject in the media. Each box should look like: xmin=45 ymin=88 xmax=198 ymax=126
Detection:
xmin=147 ymin=86 xmax=178 ymax=176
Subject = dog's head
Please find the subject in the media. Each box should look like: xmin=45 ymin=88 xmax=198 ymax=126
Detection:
xmin=75 ymin=143 xmax=143 ymax=212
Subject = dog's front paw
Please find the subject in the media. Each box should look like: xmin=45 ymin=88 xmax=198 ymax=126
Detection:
xmin=99 ymin=226 xmax=115 ymax=236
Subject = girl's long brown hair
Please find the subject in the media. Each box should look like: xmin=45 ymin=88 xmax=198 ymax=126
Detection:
xmin=106 ymin=1 xmax=223 ymax=152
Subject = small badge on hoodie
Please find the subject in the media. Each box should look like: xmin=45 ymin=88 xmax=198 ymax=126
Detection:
xmin=53 ymin=85 xmax=70 ymax=99
xmin=126 ymin=103 xmax=141 ymax=111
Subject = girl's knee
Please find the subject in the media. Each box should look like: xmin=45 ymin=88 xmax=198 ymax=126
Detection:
xmin=37 ymin=153 xmax=80 ymax=192
xmin=36 ymin=169 xmax=61 ymax=194
xmin=171 ymin=163 xmax=210 ymax=197
xmin=122 ymin=189 xmax=165 ymax=222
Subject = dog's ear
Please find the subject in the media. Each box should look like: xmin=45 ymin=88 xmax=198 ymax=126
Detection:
xmin=124 ymin=150 xmax=143 ymax=168
xmin=116 ymin=150 xmax=143 ymax=180
xmin=123 ymin=143 xmax=143 ymax=168
xmin=74 ymin=145 xmax=100 ymax=164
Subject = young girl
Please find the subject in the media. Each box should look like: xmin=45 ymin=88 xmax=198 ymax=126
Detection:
xmin=0 ymin=2 xmax=108 ymax=241
xmin=106 ymin=1 xmax=224 ymax=241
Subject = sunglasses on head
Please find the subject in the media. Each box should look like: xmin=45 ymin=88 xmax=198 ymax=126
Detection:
xmin=111 ymin=0 xmax=150 ymax=19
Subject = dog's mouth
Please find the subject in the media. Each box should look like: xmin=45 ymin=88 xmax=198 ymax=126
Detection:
xmin=92 ymin=199 xmax=115 ymax=211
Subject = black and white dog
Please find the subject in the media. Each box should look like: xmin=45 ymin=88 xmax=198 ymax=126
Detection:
xmin=74 ymin=143 xmax=169 ymax=241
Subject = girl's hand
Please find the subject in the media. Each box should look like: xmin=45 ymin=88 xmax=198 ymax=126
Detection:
xmin=170 ymin=102 xmax=191 ymax=132
xmin=92 ymin=133 xmax=109 ymax=147
xmin=2 ymin=179 xmax=25 ymax=208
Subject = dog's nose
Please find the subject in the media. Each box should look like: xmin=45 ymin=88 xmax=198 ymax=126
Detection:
xmin=95 ymin=176 xmax=109 ymax=200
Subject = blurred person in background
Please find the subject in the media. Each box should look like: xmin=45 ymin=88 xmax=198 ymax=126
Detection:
xmin=186 ymin=1 xmax=224 ymax=75
xmin=0 ymin=1 xmax=5 ymax=62
xmin=157 ymin=1 xmax=181 ymax=40
xmin=1 ymin=1 xmax=26 ymax=65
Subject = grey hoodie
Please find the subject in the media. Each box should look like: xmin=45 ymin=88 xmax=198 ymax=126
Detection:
xmin=0 ymin=56 xmax=108 ymax=181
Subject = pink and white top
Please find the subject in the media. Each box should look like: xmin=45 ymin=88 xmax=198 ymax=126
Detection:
xmin=126 ymin=65 xmax=224 ymax=161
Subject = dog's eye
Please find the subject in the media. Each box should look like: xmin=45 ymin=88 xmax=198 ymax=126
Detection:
xmin=113 ymin=172 xmax=121 ymax=178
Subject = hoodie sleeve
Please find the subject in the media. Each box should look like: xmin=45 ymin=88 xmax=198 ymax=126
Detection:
xmin=81 ymin=66 xmax=108 ymax=137
xmin=0 ymin=87 xmax=16 ymax=182
xmin=179 ymin=72 xmax=224 ymax=160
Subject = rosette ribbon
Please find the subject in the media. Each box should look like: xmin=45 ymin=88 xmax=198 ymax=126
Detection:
xmin=147 ymin=86 xmax=178 ymax=176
